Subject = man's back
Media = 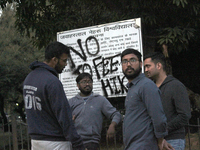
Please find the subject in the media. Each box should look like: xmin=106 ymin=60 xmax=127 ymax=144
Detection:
xmin=23 ymin=61 xmax=73 ymax=140
xmin=23 ymin=41 xmax=85 ymax=150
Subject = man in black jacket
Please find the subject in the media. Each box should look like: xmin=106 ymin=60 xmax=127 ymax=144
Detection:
xmin=23 ymin=41 xmax=85 ymax=150
xmin=144 ymin=52 xmax=191 ymax=150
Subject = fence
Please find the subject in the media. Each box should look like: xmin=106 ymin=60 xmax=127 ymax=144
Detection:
xmin=185 ymin=119 xmax=200 ymax=150
xmin=0 ymin=116 xmax=200 ymax=150
xmin=0 ymin=116 xmax=30 ymax=150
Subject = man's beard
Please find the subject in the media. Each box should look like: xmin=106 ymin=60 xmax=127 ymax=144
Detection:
xmin=123 ymin=66 xmax=142 ymax=80
xmin=79 ymin=88 xmax=92 ymax=96
xmin=55 ymin=63 xmax=63 ymax=74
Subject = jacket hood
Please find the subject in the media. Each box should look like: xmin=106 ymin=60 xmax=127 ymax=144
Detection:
xmin=160 ymin=75 xmax=176 ymax=87
xmin=29 ymin=61 xmax=58 ymax=77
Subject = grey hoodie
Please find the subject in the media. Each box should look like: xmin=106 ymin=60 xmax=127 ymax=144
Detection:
xmin=69 ymin=93 xmax=122 ymax=144
xmin=159 ymin=75 xmax=191 ymax=140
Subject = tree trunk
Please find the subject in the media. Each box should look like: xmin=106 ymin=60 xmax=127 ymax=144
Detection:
xmin=162 ymin=44 xmax=172 ymax=75
xmin=0 ymin=94 xmax=8 ymax=132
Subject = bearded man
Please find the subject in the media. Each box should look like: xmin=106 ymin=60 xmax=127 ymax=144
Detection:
xmin=121 ymin=48 xmax=173 ymax=150
xmin=69 ymin=72 xmax=122 ymax=150
xmin=23 ymin=41 xmax=85 ymax=150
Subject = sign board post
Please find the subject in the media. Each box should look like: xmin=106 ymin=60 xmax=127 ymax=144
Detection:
xmin=57 ymin=18 xmax=143 ymax=99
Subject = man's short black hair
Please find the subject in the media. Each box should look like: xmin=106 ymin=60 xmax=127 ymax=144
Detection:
xmin=45 ymin=41 xmax=70 ymax=61
xmin=144 ymin=52 xmax=167 ymax=72
xmin=121 ymin=48 xmax=142 ymax=62
xmin=76 ymin=72 xmax=93 ymax=83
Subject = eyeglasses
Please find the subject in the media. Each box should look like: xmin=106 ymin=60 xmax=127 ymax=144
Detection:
xmin=59 ymin=58 xmax=68 ymax=64
xmin=121 ymin=58 xmax=138 ymax=65
xmin=79 ymin=81 xmax=93 ymax=85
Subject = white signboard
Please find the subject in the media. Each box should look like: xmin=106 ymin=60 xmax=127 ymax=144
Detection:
xmin=57 ymin=18 xmax=143 ymax=99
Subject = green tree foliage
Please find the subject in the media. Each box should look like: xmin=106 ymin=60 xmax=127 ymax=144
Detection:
xmin=0 ymin=4 xmax=44 ymax=126
xmin=1 ymin=0 xmax=200 ymax=52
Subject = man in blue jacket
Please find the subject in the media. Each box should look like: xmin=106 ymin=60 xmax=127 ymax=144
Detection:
xmin=144 ymin=52 xmax=191 ymax=150
xmin=23 ymin=41 xmax=85 ymax=150
xmin=69 ymin=73 xmax=122 ymax=150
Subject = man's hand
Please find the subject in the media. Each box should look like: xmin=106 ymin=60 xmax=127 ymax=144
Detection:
xmin=162 ymin=139 xmax=174 ymax=150
xmin=157 ymin=138 xmax=165 ymax=150
xmin=72 ymin=115 xmax=76 ymax=121
xmin=106 ymin=122 xmax=117 ymax=140
xmin=157 ymin=138 xmax=174 ymax=150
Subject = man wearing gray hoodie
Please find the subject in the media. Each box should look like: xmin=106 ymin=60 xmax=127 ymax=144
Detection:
xmin=69 ymin=73 xmax=122 ymax=150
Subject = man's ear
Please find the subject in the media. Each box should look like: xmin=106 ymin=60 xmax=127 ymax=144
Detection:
xmin=77 ymin=83 xmax=80 ymax=89
xmin=157 ymin=62 xmax=162 ymax=70
xmin=140 ymin=61 xmax=143 ymax=68
xmin=52 ymin=57 xmax=58 ymax=64
xmin=48 ymin=57 xmax=58 ymax=68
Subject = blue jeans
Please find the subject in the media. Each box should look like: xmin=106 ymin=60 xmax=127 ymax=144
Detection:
xmin=167 ymin=139 xmax=185 ymax=150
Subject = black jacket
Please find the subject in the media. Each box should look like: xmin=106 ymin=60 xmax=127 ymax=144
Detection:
xmin=159 ymin=75 xmax=191 ymax=140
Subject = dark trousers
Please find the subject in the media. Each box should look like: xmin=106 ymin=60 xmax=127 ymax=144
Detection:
xmin=84 ymin=142 xmax=100 ymax=150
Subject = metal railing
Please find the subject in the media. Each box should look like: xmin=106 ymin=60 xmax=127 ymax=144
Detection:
xmin=186 ymin=118 xmax=200 ymax=150
xmin=0 ymin=116 xmax=30 ymax=150
xmin=0 ymin=116 xmax=200 ymax=150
